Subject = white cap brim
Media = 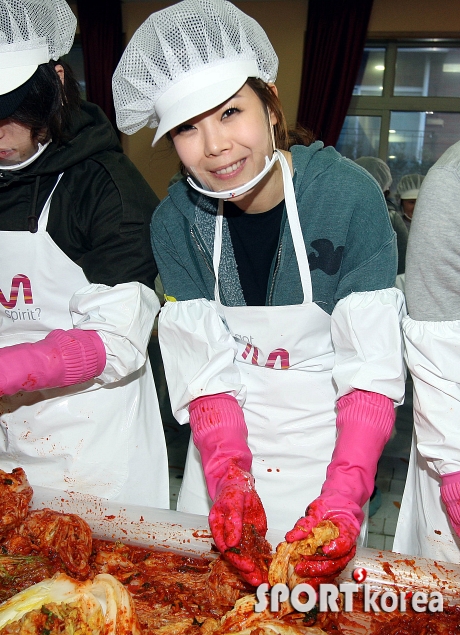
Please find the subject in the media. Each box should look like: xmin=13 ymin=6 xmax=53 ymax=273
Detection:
xmin=400 ymin=189 xmax=420 ymax=199
xmin=152 ymin=58 xmax=259 ymax=146
xmin=0 ymin=44 xmax=49 ymax=95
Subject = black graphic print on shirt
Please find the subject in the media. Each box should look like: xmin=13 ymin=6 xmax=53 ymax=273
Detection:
xmin=308 ymin=239 xmax=344 ymax=275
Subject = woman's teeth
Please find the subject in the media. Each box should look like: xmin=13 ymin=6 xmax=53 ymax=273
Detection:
xmin=215 ymin=160 xmax=243 ymax=175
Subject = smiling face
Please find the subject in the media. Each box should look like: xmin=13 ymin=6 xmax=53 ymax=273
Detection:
xmin=0 ymin=119 xmax=38 ymax=167
xmin=170 ymin=83 xmax=283 ymax=212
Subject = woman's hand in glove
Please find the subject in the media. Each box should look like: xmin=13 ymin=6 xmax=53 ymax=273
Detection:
xmin=285 ymin=497 xmax=360 ymax=585
xmin=209 ymin=462 xmax=268 ymax=586
xmin=283 ymin=390 xmax=396 ymax=589
xmin=0 ymin=329 xmax=105 ymax=396
xmin=188 ymin=395 xmax=270 ymax=586
xmin=441 ymin=471 xmax=460 ymax=538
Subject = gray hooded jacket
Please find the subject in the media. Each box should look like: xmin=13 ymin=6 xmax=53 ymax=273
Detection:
xmin=151 ymin=142 xmax=397 ymax=315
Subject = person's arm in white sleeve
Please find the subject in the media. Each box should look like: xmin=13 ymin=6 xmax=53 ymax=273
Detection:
xmin=332 ymin=287 xmax=407 ymax=404
xmin=0 ymin=281 xmax=159 ymax=396
xmin=70 ymin=281 xmax=160 ymax=383
xmin=158 ymin=297 xmax=245 ymax=423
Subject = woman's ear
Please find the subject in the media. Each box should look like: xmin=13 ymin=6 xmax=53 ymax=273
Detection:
xmin=268 ymin=84 xmax=278 ymax=125
xmin=54 ymin=64 xmax=65 ymax=85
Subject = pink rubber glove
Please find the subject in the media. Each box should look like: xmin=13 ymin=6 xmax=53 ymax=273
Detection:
xmin=189 ymin=394 xmax=269 ymax=586
xmin=441 ymin=471 xmax=460 ymax=537
xmin=286 ymin=390 xmax=395 ymax=588
xmin=0 ymin=329 xmax=106 ymax=396
xmin=209 ymin=461 xmax=269 ymax=585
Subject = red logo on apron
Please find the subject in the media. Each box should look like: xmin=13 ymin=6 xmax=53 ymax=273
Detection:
xmin=241 ymin=343 xmax=290 ymax=369
xmin=0 ymin=274 xmax=33 ymax=308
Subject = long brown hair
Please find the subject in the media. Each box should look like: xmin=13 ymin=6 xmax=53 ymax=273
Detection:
xmin=245 ymin=78 xmax=316 ymax=150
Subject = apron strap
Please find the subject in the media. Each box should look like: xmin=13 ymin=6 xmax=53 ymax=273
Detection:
xmin=277 ymin=151 xmax=312 ymax=304
xmin=213 ymin=150 xmax=312 ymax=304
xmin=37 ymin=173 xmax=65 ymax=232
xmin=213 ymin=200 xmax=224 ymax=302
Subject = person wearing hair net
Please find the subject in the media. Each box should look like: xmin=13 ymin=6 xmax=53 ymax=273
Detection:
xmin=0 ymin=0 xmax=169 ymax=507
xmin=393 ymin=141 xmax=460 ymax=562
xmin=113 ymin=0 xmax=406 ymax=587
xmin=396 ymin=173 xmax=425 ymax=231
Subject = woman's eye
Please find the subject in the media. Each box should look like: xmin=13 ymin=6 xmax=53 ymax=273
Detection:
xmin=175 ymin=123 xmax=195 ymax=134
xmin=222 ymin=107 xmax=240 ymax=120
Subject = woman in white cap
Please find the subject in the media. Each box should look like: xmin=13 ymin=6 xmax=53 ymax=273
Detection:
xmin=396 ymin=173 xmax=425 ymax=231
xmin=0 ymin=0 xmax=169 ymax=508
xmin=113 ymin=0 xmax=406 ymax=586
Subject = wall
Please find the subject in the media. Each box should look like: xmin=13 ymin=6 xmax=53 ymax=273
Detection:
xmin=118 ymin=0 xmax=460 ymax=199
xmin=369 ymin=0 xmax=460 ymax=38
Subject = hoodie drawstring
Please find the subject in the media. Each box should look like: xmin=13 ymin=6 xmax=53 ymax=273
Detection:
xmin=28 ymin=176 xmax=40 ymax=233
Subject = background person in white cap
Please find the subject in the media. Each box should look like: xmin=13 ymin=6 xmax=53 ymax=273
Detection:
xmin=396 ymin=173 xmax=425 ymax=231
xmin=113 ymin=0 xmax=406 ymax=587
xmin=394 ymin=140 xmax=460 ymax=563
xmin=0 ymin=0 xmax=169 ymax=508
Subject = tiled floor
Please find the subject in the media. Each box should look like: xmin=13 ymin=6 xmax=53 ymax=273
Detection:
xmin=160 ymin=349 xmax=413 ymax=552
xmin=368 ymin=377 xmax=413 ymax=551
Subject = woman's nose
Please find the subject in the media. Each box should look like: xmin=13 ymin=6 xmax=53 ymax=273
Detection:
xmin=202 ymin=123 xmax=231 ymax=157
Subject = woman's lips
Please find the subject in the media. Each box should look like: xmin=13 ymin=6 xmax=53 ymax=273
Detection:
xmin=212 ymin=158 xmax=246 ymax=180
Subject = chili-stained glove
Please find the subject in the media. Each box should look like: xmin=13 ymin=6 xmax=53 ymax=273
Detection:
xmin=189 ymin=394 xmax=268 ymax=586
xmin=285 ymin=497 xmax=360 ymax=589
xmin=285 ymin=390 xmax=396 ymax=588
xmin=440 ymin=471 xmax=460 ymax=538
xmin=0 ymin=329 xmax=106 ymax=396
xmin=209 ymin=461 xmax=268 ymax=585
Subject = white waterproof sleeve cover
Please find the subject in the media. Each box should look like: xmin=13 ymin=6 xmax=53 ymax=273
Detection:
xmin=331 ymin=288 xmax=406 ymax=404
xmin=69 ymin=282 xmax=160 ymax=383
xmin=158 ymin=298 xmax=246 ymax=424
xmin=403 ymin=317 xmax=460 ymax=475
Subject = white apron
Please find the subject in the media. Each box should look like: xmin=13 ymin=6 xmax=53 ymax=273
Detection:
xmin=178 ymin=152 xmax=368 ymax=536
xmin=393 ymin=318 xmax=460 ymax=561
xmin=393 ymin=433 xmax=460 ymax=561
xmin=0 ymin=175 xmax=169 ymax=507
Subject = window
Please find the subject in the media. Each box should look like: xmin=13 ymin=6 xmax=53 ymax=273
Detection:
xmin=336 ymin=41 xmax=460 ymax=193
xmin=61 ymin=35 xmax=86 ymax=99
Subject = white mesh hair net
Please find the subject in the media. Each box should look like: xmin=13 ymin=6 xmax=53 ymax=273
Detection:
xmin=355 ymin=156 xmax=392 ymax=193
xmin=112 ymin=0 xmax=278 ymax=140
xmin=0 ymin=0 xmax=76 ymax=59
xmin=396 ymin=173 xmax=425 ymax=199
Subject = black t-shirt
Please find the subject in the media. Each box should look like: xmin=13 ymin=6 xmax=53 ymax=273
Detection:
xmin=225 ymin=199 xmax=284 ymax=306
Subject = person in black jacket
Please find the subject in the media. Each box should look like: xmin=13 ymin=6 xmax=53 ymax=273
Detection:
xmin=0 ymin=0 xmax=169 ymax=507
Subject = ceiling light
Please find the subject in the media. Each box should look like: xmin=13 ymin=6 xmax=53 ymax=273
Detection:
xmin=443 ymin=63 xmax=460 ymax=72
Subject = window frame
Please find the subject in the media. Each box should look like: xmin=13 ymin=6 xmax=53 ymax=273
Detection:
xmin=347 ymin=39 xmax=460 ymax=161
